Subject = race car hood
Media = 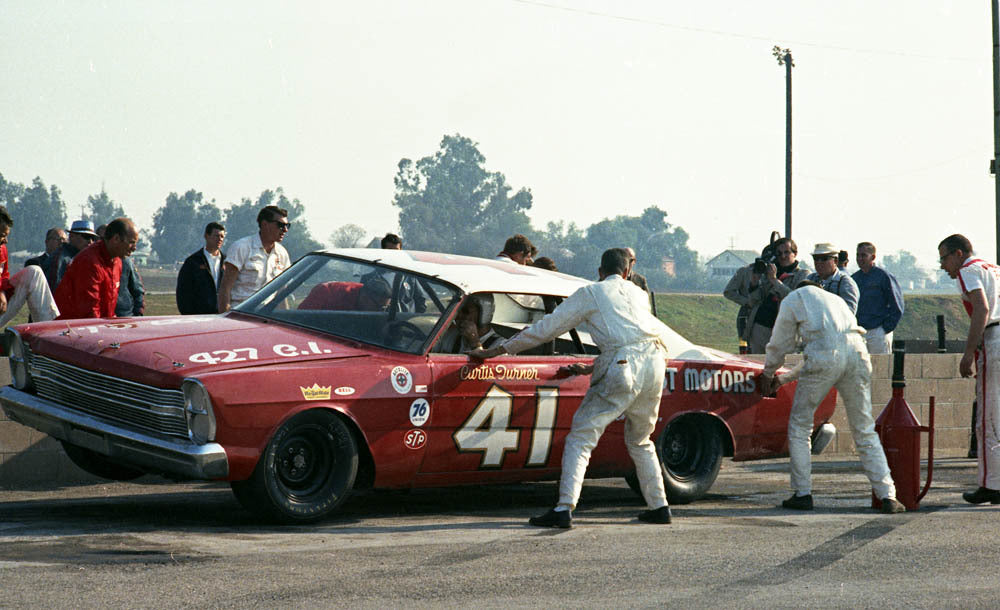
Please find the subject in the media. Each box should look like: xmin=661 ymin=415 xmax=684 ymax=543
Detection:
xmin=16 ymin=314 xmax=372 ymax=386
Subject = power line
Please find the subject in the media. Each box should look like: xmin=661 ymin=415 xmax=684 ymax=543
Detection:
xmin=508 ymin=0 xmax=983 ymax=62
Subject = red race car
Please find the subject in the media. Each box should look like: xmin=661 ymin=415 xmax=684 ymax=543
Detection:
xmin=0 ymin=250 xmax=835 ymax=522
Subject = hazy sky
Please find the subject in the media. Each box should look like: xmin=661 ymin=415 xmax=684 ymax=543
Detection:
xmin=1 ymin=1 xmax=994 ymax=269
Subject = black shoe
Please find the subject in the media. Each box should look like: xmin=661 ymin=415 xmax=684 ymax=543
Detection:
xmin=879 ymin=497 xmax=906 ymax=514
xmin=781 ymin=494 xmax=814 ymax=510
xmin=962 ymin=487 xmax=1000 ymax=504
xmin=529 ymin=508 xmax=572 ymax=528
xmin=637 ymin=506 xmax=672 ymax=524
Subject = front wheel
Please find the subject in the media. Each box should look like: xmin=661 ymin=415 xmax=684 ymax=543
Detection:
xmin=625 ymin=417 xmax=724 ymax=504
xmin=231 ymin=410 xmax=358 ymax=523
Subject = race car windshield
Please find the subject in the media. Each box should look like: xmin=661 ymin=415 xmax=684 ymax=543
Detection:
xmin=236 ymin=253 xmax=461 ymax=353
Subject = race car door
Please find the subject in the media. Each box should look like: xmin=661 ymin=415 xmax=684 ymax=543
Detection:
xmin=420 ymin=350 xmax=591 ymax=485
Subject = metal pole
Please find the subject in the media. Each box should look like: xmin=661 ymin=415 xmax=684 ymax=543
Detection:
xmin=785 ymin=52 xmax=793 ymax=240
xmin=993 ymin=1 xmax=1000 ymax=263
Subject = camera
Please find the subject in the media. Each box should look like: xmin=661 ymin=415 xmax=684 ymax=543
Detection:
xmin=752 ymin=231 xmax=782 ymax=274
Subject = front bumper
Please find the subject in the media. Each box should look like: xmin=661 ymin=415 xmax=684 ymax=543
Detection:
xmin=0 ymin=386 xmax=229 ymax=480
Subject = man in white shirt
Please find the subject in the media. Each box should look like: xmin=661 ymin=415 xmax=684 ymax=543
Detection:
xmin=176 ymin=222 xmax=226 ymax=314
xmin=470 ymin=248 xmax=673 ymax=527
xmin=760 ymin=281 xmax=903 ymax=513
xmin=938 ymin=233 xmax=1000 ymax=504
xmin=217 ymin=206 xmax=291 ymax=311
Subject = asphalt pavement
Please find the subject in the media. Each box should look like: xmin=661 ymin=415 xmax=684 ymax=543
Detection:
xmin=0 ymin=456 xmax=995 ymax=608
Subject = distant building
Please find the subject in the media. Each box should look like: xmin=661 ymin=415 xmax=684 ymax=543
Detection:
xmin=705 ymin=249 xmax=758 ymax=278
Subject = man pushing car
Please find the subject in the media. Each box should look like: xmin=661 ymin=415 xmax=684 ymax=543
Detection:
xmin=469 ymin=248 xmax=674 ymax=528
xmin=759 ymin=280 xmax=904 ymax=513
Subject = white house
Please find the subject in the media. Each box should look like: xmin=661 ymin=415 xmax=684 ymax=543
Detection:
xmin=705 ymin=249 xmax=758 ymax=278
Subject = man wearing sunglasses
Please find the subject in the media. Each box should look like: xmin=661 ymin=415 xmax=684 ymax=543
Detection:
xmin=938 ymin=234 xmax=1000 ymax=504
xmin=805 ymin=242 xmax=859 ymax=314
xmin=218 ymin=205 xmax=291 ymax=311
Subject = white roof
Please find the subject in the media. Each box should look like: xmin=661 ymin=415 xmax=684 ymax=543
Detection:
xmin=324 ymin=248 xmax=593 ymax=297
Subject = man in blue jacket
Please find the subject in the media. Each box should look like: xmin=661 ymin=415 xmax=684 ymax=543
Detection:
xmin=852 ymin=242 xmax=904 ymax=354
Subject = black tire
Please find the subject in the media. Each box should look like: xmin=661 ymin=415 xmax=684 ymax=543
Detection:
xmin=625 ymin=417 xmax=723 ymax=504
xmin=231 ymin=410 xmax=358 ymax=523
xmin=61 ymin=441 xmax=145 ymax=481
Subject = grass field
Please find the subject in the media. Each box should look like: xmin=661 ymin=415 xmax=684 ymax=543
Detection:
xmin=8 ymin=266 xmax=972 ymax=354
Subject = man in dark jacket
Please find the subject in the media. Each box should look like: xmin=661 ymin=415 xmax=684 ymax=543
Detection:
xmin=51 ymin=220 xmax=98 ymax=289
xmin=176 ymin=222 xmax=226 ymax=314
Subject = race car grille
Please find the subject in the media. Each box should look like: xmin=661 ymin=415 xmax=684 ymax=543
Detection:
xmin=26 ymin=347 xmax=189 ymax=440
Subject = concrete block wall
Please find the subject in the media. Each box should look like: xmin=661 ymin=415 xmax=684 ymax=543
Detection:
xmin=0 ymin=354 xmax=979 ymax=488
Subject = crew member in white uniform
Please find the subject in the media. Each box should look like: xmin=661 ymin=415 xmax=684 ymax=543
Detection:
xmin=760 ymin=281 xmax=903 ymax=513
xmin=938 ymin=234 xmax=1000 ymax=503
xmin=470 ymin=248 xmax=672 ymax=527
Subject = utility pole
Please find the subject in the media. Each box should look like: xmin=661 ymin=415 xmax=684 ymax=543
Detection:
xmin=992 ymin=2 xmax=1000 ymax=263
xmin=773 ymin=46 xmax=794 ymax=240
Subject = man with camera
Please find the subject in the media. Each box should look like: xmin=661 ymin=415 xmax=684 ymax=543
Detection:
xmin=805 ymin=243 xmax=859 ymax=314
xmin=724 ymin=237 xmax=810 ymax=353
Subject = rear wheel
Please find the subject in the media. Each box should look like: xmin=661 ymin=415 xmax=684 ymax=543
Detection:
xmin=231 ymin=410 xmax=358 ymax=523
xmin=625 ymin=417 xmax=724 ymax=504
xmin=61 ymin=441 xmax=145 ymax=481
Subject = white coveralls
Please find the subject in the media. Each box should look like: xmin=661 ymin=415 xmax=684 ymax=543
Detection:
xmin=763 ymin=285 xmax=896 ymax=500
xmin=956 ymin=257 xmax=1000 ymax=490
xmin=502 ymin=275 xmax=671 ymax=511
xmin=0 ymin=266 xmax=59 ymax=327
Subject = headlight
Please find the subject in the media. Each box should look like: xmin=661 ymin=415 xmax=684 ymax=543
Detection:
xmin=6 ymin=329 xmax=32 ymax=391
xmin=182 ymin=379 xmax=217 ymax=444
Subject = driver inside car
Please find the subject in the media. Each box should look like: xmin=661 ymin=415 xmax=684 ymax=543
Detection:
xmin=299 ymin=275 xmax=392 ymax=311
xmin=436 ymin=293 xmax=503 ymax=353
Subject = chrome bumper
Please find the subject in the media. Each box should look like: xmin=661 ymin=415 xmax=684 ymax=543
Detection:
xmin=811 ymin=423 xmax=837 ymax=455
xmin=0 ymin=386 xmax=229 ymax=480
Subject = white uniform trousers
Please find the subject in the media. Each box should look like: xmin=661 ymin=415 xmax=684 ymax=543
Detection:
xmin=0 ymin=266 xmax=59 ymax=327
xmin=787 ymin=333 xmax=895 ymax=499
xmin=976 ymin=326 xmax=1000 ymax=489
xmin=557 ymin=342 xmax=669 ymax=511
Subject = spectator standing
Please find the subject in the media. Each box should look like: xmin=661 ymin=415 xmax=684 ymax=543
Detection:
xmin=805 ymin=243 xmax=859 ymax=314
xmin=723 ymin=237 xmax=809 ymax=353
xmin=176 ymin=222 xmax=226 ymax=314
xmin=760 ymin=282 xmax=903 ymax=513
xmin=54 ymin=218 xmax=137 ymax=320
xmin=0 ymin=207 xmax=59 ymax=326
xmin=380 ymin=233 xmax=402 ymax=249
xmin=937 ymin=234 xmax=1000 ymax=504
xmin=496 ymin=234 xmax=535 ymax=265
xmin=217 ymin=205 xmax=291 ymax=311
xmin=852 ymin=242 xmax=904 ymax=355
xmin=51 ymin=220 xmax=99 ymax=288
xmin=532 ymin=257 xmax=558 ymax=271
xmin=624 ymin=246 xmax=657 ymax=316
xmin=25 ymin=227 xmax=67 ymax=291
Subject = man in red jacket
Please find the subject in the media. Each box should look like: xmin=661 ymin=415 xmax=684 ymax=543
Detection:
xmin=55 ymin=218 xmax=138 ymax=320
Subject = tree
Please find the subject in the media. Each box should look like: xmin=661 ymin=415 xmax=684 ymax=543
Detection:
xmin=393 ymin=134 xmax=534 ymax=256
xmin=8 ymin=177 xmax=66 ymax=254
xmin=150 ymin=189 xmax=222 ymax=264
xmin=555 ymin=206 xmax=699 ymax=291
xmin=330 ymin=224 xmax=367 ymax=248
xmin=223 ymin=187 xmax=323 ymax=260
xmin=85 ymin=190 xmax=126 ymax=226
xmin=881 ymin=250 xmax=932 ymax=291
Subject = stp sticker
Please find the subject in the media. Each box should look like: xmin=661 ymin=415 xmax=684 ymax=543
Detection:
xmin=334 ymin=386 xmax=355 ymax=396
xmin=409 ymin=398 xmax=430 ymax=427
xmin=390 ymin=366 xmax=413 ymax=394
xmin=403 ymin=429 xmax=426 ymax=450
